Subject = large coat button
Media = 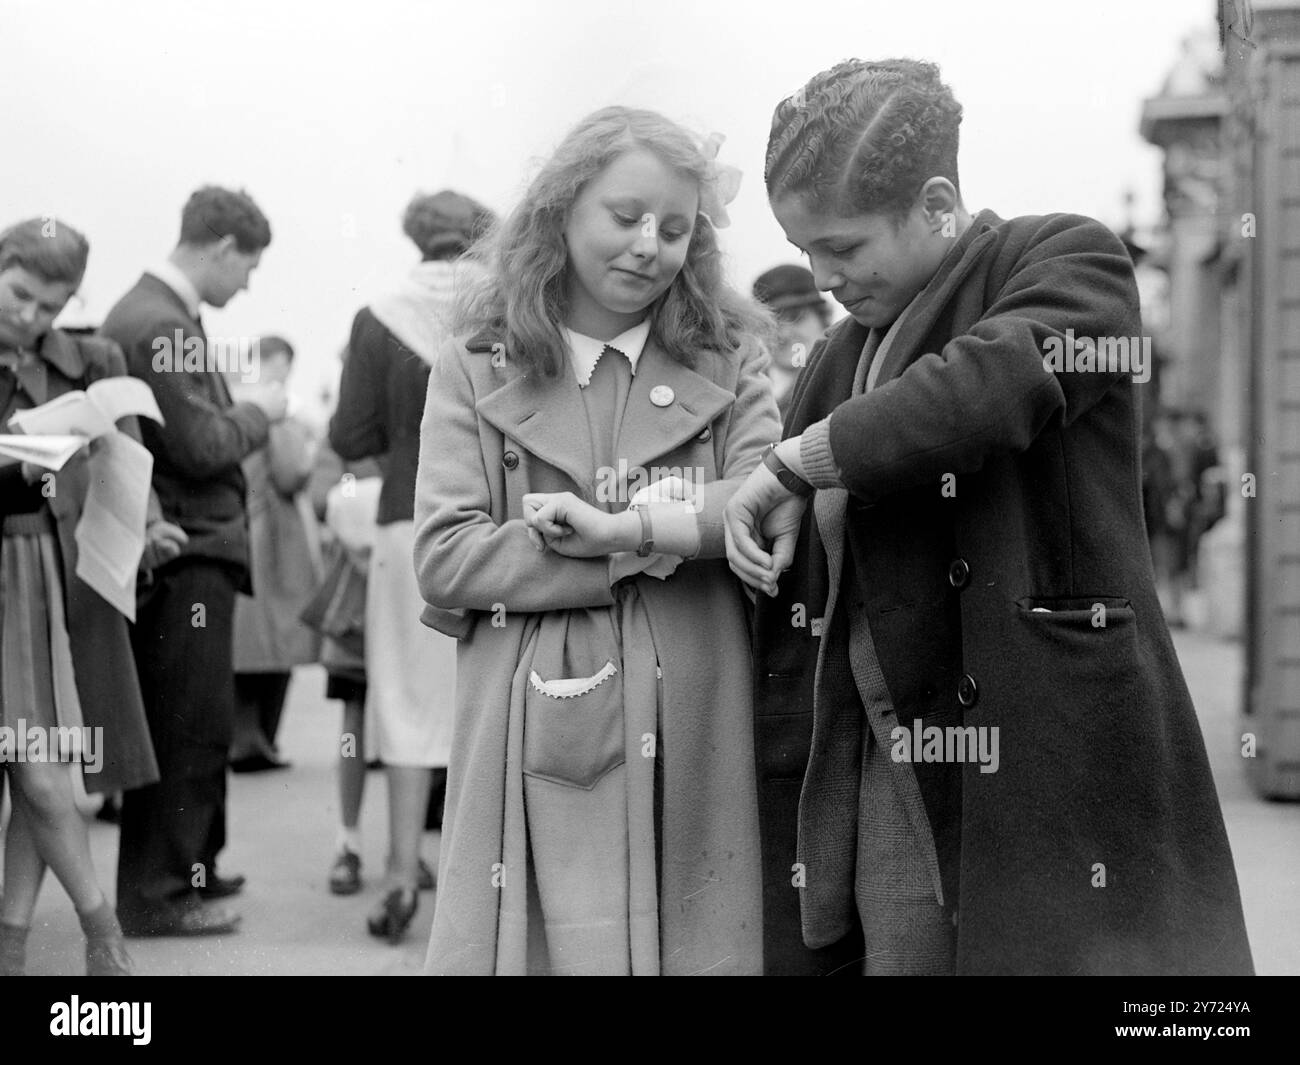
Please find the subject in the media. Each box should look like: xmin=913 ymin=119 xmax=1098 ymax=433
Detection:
xmin=502 ymin=451 xmax=519 ymax=470
xmin=697 ymin=426 xmax=712 ymax=442
xmin=948 ymin=558 xmax=971 ymax=589
xmin=957 ymin=674 xmax=978 ymax=707
xmin=650 ymin=385 xmax=675 ymax=407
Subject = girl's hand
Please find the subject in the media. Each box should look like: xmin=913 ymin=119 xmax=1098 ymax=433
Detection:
xmin=522 ymin=492 xmax=633 ymax=558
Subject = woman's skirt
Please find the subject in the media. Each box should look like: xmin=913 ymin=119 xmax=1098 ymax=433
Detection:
xmin=365 ymin=520 xmax=456 ymax=767
xmin=0 ymin=511 xmax=87 ymax=763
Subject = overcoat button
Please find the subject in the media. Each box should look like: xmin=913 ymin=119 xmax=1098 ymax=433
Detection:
xmin=948 ymin=558 xmax=971 ymax=589
xmin=697 ymin=426 xmax=712 ymax=442
xmin=957 ymin=673 xmax=978 ymax=708
xmin=502 ymin=451 xmax=519 ymax=470
xmin=650 ymin=385 xmax=674 ymax=407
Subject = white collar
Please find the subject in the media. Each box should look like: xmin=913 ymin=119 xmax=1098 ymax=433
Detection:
xmin=147 ymin=261 xmax=202 ymax=319
xmin=566 ymin=319 xmax=651 ymax=388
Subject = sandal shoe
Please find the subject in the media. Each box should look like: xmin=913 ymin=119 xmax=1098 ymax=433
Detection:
xmin=329 ymin=850 xmax=362 ymax=896
xmin=366 ymin=888 xmax=417 ymax=944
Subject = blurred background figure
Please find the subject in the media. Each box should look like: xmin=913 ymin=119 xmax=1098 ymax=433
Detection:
xmin=751 ymin=264 xmax=833 ymax=423
xmin=1142 ymin=406 xmax=1225 ymax=628
xmin=329 ymin=189 xmax=494 ymax=942
xmin=304 ymin=356 xmax=383 ymax=896
xmin=101 ymin=186 xmax=283 ymax=938
xmin=1143 ymin=407 xmax=1190 ymax=625
xmin=1181 ymin=409 xmax=1225 ymax=586
xmin=230 ymin=336 xmax=323 ymax=772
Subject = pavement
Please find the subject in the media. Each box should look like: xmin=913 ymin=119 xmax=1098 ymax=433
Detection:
xmin=10 ymin=630 xmax=1300 ymax=976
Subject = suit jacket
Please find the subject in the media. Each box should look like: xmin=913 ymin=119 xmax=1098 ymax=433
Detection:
xmin=414 ymin=327 xmax=779 ymax=974
xmin=0 ymin=330 xmax=159 ymax=793
xmin=99 ymin=273 xmax=269 ymax=583
xmin=754 ymin=210 xmax=1254 ymax=975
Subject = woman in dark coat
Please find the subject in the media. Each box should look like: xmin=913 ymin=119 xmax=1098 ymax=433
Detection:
xmin=724 ymin=59 xmax=1253 ymax=975
xmin=0 ymin=219 xmax=179 ymax=975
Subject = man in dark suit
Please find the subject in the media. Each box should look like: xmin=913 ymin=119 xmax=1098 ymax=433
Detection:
xmin=100 ymin=186 xmax=286 ymax=937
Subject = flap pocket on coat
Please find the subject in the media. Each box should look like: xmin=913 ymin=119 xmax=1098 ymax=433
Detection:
xmin=523 ymin=660 xmax=625 ymax=790
xmin=1016 ymin=595 xmax=1134 ymax=623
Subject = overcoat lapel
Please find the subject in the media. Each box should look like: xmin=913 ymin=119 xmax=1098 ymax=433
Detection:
xmin=13 ymin=354 xmax=50 ymax=407
xmin=475 ymin=363 xmax=596 ymax=489
xmin=869 ymin=210 xmax=1003 ymax=388
xmin=616 ymin=342 xmax=735 ymax=472
xmin=475 ymin=337 xmax=736 ymax=490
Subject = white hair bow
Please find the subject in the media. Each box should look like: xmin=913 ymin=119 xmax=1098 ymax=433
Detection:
xmin=699 ymin=132 xmax=743 ymax=229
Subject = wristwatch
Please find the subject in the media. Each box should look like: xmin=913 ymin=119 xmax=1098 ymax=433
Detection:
xmin=762 ymin=443 xmax=814 ymax=497
xmin=630 ymin=504 xmax=655 ymax=557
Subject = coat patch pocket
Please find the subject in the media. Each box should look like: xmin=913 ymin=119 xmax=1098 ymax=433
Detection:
xmin=1014 ymin=595 xmax=1140 ymax=683
xmin=523 ymin=659 xmax=626 ymax=790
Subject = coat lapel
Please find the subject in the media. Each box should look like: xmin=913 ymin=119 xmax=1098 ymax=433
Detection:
xmin=3 ymin=327 xmax=88 ymax=411
xmin=476 ymin=361 xmax=596 ymax=489
xmin=475 ymin=337 xmax=737 ymax=490
xmin=615 ymin=341 xmax=735 ymax=473
xmin=870 ymin=210 xmax=1004 ymax=388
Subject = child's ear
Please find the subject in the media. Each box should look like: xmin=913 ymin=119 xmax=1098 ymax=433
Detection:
xmin=918 ymin=177 xmax=959 ymax=229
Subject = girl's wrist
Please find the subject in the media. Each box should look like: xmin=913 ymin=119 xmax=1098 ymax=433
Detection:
xmin=610 ymin=509 xmax=643 ymax=554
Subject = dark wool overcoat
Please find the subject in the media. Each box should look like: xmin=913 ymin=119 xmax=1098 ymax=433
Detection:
xmin=754 ymin=210 xmax=1254 ymax=976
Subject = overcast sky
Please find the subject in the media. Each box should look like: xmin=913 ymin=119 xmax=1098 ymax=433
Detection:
xmin=3 ymin=0 xmax=1212 ymax=414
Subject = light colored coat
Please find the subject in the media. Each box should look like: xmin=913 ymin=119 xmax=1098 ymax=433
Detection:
xmin=413 ymin=327 xmax=780 ymax=975
xmin=233 ymin=416 xmax=322 ymax=672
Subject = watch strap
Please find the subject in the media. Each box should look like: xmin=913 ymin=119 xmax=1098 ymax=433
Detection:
xmin=762 ymin=443 xmax=814 ymax=497
xmin=633 ymin=505 xmax=655 ymax=557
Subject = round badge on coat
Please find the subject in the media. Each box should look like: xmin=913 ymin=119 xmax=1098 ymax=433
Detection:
xmin=650 ymin=385 xmax=674 ymax=407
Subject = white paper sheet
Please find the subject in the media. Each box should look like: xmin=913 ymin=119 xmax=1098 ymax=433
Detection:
xmin=74 ymin=433 xmax=154 ymax=620
xmin=0 ymin=434 xmax=86 ymax=470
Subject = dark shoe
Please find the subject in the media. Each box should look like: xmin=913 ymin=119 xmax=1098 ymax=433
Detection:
xmin=417 ymin=858 xmax=435 ymax=892
xmin=198 ymin=873 xmax=246 ymax=900
xmin=366 ymin=888 xmax=417 ymax=945
xmin=0 ymin=923 xmax=28 ymax=976
xmin=119 ymin=901 xmax=241 ymax=938
xmin=329 ymin=850 xmax=362 ymax=896
xmin=79 ymin=904 xmax=133 ymax=976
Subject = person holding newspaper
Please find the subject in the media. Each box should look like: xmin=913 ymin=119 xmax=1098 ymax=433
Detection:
xmin=0 ymin=217 xmax=179 ymax=975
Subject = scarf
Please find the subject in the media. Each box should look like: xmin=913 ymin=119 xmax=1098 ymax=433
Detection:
xmin=368 ymin=260 xmax=466 ymax=367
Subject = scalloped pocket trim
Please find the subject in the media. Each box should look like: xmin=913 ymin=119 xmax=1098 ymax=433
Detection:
xmin=528 ymin=661 xmax=618 ymax=700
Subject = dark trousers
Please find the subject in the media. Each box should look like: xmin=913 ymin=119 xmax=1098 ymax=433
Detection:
xmin=117 ymin=559 xmax=239 ymax=915
xmin=233 ymin=671 xmax=292 ymax=750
